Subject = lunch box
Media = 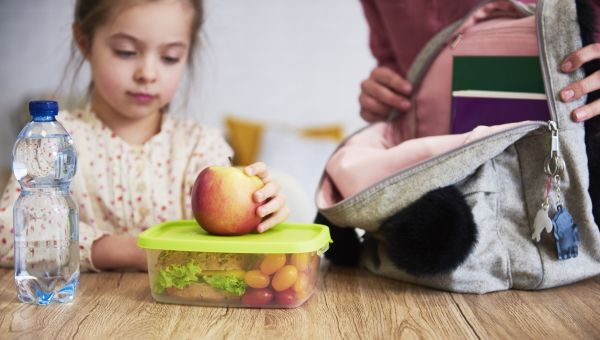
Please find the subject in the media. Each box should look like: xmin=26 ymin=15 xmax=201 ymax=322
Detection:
xmin=137 ymin=221 xmax=331 ymax=308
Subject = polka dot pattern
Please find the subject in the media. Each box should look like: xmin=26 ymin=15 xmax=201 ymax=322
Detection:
xmin=0 ymin=106 xmax=233 ymax=271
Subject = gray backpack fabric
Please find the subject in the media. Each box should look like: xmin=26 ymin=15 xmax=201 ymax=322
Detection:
xmin=315 ymin=0 xmax=600 ymax=293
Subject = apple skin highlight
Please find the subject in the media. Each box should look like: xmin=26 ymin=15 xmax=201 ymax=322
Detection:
xmin=191 ymin=166 xmax=264 ymax=235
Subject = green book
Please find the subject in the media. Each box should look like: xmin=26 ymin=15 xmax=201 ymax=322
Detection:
xmin=452 ymin=56 xmax=545 ymax=93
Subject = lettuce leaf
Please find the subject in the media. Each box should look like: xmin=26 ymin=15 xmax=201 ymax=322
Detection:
xmin=202 ymin=274 xmax=246 ymax=296
xmin=155 ymin=261 xmax=201 ymax=294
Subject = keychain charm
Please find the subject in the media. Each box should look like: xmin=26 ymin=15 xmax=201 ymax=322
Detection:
xmin=552 ymin=205 xmax=580 ymax=260
xmin=531 ymin=121 xmax=580 ymax=259
xmin=532 ymin=176 xmax=553 ymax=242
xmin=550 ymin=174 xmax=580 ymax=260
xmin=532 ymin=201 xmax=552 ymax=242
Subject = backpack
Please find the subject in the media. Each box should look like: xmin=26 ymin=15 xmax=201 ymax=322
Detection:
xmin=315 ymin=0 xmax=600 ymax=293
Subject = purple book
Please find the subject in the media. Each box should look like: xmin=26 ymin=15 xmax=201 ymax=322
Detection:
xmin=451 ymin=90 xmax=550 ymax=134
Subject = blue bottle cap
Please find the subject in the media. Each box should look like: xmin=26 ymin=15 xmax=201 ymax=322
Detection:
xmin=29 ymin=100 xmax=58 ymax=122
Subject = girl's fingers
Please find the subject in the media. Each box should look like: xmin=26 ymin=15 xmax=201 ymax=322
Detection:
xmin=245 ymin=162 xmax=269 ymax=180
xmin=256 ymin=193 xmax=286 ymax=219
xmin=560 ymin=70 xmax=600 ymax=102
xmin=254 ymin=181 xmax=278 ymax=203
xmin=257 ymin=205 xmax=290 ymax=233
xmin=572 ymin=96 xmax=600 ymax=122
xmin=561 ymin=43 xmax=600 ymax=72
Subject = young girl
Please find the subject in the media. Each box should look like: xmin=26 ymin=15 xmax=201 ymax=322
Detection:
xmin=0 ymin=0 xmax=290 ymax=272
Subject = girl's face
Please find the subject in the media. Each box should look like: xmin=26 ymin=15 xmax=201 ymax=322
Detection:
xmin=86 ymin=0 xmax=194 ymax=120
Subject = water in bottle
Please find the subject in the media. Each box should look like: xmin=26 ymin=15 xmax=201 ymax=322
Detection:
xmin=12 ymin=100 xmax=79 ymax=304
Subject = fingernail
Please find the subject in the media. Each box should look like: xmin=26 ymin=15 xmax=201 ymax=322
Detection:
xmin=561 ymin=89 xmax=574 ymax=101
xmin=245 ymin=167 xmax=254 ymax=175
xmin=574 ymin=110 xmax=587 ymax=121
xmin=255 ymin=192 xmax=264 ymax=202
xmin=561 ymin=61 xmax=572 ymax=72
xmin=401 ymin=101 xmax=410 ymax=110
xmin=404 ymin=84 xmax=412 ymax=93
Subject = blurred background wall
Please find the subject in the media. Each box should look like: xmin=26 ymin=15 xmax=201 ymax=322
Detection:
xmin=0 ymin=0 xmax=374 ymax=220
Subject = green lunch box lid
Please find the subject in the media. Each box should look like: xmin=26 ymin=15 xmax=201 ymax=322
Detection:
xmin=137 ymin=220 xmax=332 ymax=254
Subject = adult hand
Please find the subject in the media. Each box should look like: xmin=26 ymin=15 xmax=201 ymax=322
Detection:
xmin=560 ymin=43 xmax=600 ymax=122
xmin=359 ymin=66 xmax=413 ymax=122
xmin=245 ymin=162 xmax=290 ymax=233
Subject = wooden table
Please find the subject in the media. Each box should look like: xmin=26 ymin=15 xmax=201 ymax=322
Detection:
xmin=1 ymin=264 xmax=599 ymax=339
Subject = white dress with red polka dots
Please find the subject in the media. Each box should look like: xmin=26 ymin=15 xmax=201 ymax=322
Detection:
xmin=0 ymin=106 xmax=233 ymax=271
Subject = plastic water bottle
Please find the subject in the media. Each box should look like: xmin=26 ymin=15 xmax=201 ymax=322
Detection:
xmin=12 ymin=100 xmax=79 ymax=304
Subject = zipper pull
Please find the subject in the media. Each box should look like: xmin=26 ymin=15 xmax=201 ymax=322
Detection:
xmin=532 ymin=121 xmax=563 ymax=243
xmin=544 ymin=121 xmax=563 ymax=177
xmin=450 ymin=34 xmax=463 ymax=49
xmin=541 ymin=121 xmax=579 ymax=259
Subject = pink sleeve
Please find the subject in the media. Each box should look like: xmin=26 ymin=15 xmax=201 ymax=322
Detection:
xmin=360 ymin=0 xmax=398 ymax=71
xmin=595 ymin=0 xmax=600 ymax=42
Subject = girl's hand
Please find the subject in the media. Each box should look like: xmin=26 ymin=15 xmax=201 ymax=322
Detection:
xmin=91 ymin=234 xmax=147 ymax=271
xmin=245 ymin=162 xmax=290 ymax=233
xmin=359 ymin=66 xmax=413 ymax=122
xmin=560 ymin=43 xmax=600 ymax=122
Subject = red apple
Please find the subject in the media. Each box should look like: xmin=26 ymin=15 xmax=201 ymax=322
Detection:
xmin=191 ymin=166 xmax=264 ymax=235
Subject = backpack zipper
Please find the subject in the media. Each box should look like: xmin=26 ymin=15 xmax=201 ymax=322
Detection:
xmin=535 ymin=0 xmax=558 ymax=124
xmin=324 ymin=121 xmax=547 ymax=207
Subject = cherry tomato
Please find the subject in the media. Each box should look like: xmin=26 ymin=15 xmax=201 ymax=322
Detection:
xmin=260 ymin=254 xmax=286 ymax=275
xmin=241 ymin=288 xmax=274 ymax=307
xmin=244 ymin=270 xmax=270 ymax=289
xmin=293 ymin=272 xmax=310 ymax=300
xmin=275 ymin=288 xmax=297 ymax=307
xmin=290 ymin=253 xmax=311 ymax=272
xmin=272 ymin=265 xmax=298 ymax=292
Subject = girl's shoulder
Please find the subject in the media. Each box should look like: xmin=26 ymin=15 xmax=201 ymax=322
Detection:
xmin=55 ymin=108 xmax=96 ymax=136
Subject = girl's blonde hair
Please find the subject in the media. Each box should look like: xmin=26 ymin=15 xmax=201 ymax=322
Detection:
xmin=61 ymin=0 xmax=203 ymax=107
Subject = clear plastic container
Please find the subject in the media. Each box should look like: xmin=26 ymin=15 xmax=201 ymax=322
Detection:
xmin=137 ymin=221 xmax=331 ymax=308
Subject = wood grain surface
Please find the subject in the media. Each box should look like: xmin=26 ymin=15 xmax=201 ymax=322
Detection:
xmin=0 ymin=264 xmax=598 ymax=339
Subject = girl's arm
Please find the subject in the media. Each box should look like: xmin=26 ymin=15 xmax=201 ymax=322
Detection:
xmin=91 ymin=234 xmax=146 ymax=271
xmin=0 ymin=174 xmax=122 ymax=271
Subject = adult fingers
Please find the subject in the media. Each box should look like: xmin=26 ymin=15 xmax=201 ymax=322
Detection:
xmin=360 ymin=109 xmax=385 ymax=122
xmin=371 ymin=66 xmax=413 ymax=95
xmin=561 ymin=43 xmax=600 ymax=72
xmin=361 ymin=77 xmax=411 ymax=110
xmin=560 ymin=70 xmax=600 ymax=102
xmin=359 ymin=92 xmax=393 ymax=121
xmin=571 ymin=96 xmax=600 ymax=122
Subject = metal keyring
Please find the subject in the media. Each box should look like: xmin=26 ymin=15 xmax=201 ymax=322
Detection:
xmin=544 ymin=154 xmax=564 ymax=177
